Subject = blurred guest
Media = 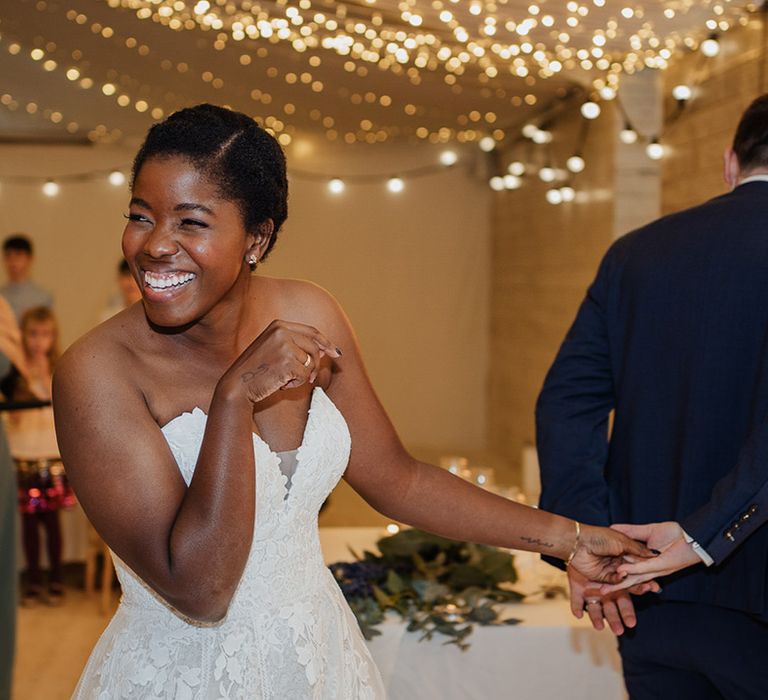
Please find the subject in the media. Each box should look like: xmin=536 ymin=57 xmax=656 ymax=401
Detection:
xmin=0 ymin=235 xmax=53 ymax=321
xmin=3 ymin=307 xmax=72 ymax=606
xmin=0 ymin=295 xmax=24 ymax=700
xmin=99 ymin=258 xmax=141 ymax=322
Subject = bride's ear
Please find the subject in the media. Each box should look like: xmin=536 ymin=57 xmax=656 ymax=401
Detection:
xmin=246 ymin=219 xmax=275 ymax=267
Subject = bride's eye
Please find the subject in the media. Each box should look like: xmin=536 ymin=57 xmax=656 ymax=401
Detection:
xmin=180 ymin=218 xmax=209 ymax=228
xmin=124 ymin=213 xmax=149 ymax=223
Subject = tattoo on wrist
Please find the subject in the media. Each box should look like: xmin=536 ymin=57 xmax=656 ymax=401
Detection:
xmin=520 ymin=536 xmax=554 ymax=548
xmin=241 ymin=365 xmax=269 ymax=383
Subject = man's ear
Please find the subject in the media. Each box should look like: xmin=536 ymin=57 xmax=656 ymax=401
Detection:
xmin=723 ymin=148 xmax=741 ymax=189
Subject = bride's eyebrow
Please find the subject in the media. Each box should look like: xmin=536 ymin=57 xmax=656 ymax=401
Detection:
xmin=129 ymin=196 xmax=152 ymax=210
xmin=175 ymin=202 xmax=215 ymax=216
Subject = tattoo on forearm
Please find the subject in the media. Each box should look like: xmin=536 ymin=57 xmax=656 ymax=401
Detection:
xmin=241 ymin=365 xmax=270 ymax=383
xmin=520 ymin=536 xmax=555 ymax=548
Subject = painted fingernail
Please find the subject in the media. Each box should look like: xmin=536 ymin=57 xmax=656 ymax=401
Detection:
xmin=650 ymin=549 xmax=661 ymax=555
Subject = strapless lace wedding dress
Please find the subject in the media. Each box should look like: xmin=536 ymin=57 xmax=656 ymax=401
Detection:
xmin=72 ymin=387 xmax=386 ymax=699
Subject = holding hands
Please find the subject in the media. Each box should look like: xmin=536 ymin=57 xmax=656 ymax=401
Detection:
xmin=565 ymin=521 xmax=703 ymax=634
xmin=566 ymin=523 xmax=658 ymax=584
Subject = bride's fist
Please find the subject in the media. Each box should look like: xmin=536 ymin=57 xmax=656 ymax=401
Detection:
xmin=222 ymin=320 xmax=340 ymax=404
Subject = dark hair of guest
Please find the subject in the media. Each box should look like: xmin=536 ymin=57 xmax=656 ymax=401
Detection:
xmin=733 ymin=94 xmax=768 ymax=173
xmin=3 ymin=235 xmax=33 ymax=255
xmin=131 ymin=104 xmax=288 ymax=258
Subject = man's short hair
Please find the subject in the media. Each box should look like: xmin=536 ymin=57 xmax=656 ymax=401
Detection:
xmin=2 ymin=235 xmax=33 ymax=255
xmin=733 ymin=94 xmax=768 ymax=172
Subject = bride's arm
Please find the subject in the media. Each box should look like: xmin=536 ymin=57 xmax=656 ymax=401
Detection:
xmin=54 ymin=321 xmax=337 ymax=622
xmin=312 ymin=288 xmax=651 ymax=579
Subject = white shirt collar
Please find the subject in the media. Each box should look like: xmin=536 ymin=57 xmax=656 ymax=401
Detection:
xmin=738 ymin=174 xmax=768 ymax=186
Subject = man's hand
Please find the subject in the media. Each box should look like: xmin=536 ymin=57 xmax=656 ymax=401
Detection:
xmin=569 ymin=568 xmax=659 ymax=635
xmin=568 ymin=523 xmax=655 ymax=583
xmin=599 ymin=522 xmax=702 ymax=594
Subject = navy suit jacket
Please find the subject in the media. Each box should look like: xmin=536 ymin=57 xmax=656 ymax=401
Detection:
xmin=537 ymin=180 xmax=768 ymax=619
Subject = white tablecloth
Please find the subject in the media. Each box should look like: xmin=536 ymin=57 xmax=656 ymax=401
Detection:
xmin=320 ymin=527 xmax=628 ymax=700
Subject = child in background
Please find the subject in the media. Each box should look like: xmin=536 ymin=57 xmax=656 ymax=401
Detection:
xmin=2 ymin=307 xmax=73 ymax=605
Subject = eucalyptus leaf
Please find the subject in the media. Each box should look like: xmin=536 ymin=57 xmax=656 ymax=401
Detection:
xmin=468 ymin=605 xmax=497 ymax=624
xmin=386 ymin=570 xmax=405 ymax=594
xmin=447 ymin=565 xmax=489 ymax=589
xmin=372 ymin=585 xmax=393 ymax=609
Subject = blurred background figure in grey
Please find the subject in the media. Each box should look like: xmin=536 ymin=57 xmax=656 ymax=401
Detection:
xmin=1 ymin=235 xmax=53 ymax=322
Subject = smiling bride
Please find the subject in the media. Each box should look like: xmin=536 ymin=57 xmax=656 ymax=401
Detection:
xmin=54 ymin=104 xmax=651 ymax=699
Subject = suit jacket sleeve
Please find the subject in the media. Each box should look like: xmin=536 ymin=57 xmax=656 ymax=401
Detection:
xmin=681 ymin=420 xmax=768 ymax=565
xmin=536 ymin=246 xmax=616 ymax=570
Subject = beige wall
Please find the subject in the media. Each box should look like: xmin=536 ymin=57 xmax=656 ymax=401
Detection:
xmin=487 ymin=103 xmax=617 ymax=481
xmin=0 ymin=139 xmax=490 ymax=459
xmin=661 ymin=18 xmax=765 ymax=213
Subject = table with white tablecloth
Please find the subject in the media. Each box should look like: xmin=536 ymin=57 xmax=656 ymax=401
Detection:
xmin=319 ymin=527 xmax=628 ymax=700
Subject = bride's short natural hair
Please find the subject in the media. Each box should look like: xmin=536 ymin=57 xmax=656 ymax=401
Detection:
xmin=131 ymin=103 xmax=288 ymax=259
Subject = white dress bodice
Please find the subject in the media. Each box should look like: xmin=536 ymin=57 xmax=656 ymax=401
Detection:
xmin=72 ymin=387 xmax=385 ymax=699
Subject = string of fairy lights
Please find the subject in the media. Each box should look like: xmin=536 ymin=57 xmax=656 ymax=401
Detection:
xmin=0 ymin=0 xmax=763 ymax=204
xmin=0 ymin=0 xmax=757 ymax=144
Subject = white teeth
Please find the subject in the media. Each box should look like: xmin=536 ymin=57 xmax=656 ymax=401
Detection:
xmin=144 ymin=271 xmax=196 ymax=291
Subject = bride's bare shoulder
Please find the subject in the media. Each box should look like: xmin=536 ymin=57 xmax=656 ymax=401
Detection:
xmin=256 ymin=276 xmax=348 ymax=327
xmin=55 ymin=305 xmax=146 ymax=390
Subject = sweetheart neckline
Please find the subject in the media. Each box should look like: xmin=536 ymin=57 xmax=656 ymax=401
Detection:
xmin=159 ymin=385 xmax=325 ymax=453
xmin=159 ymin=387 xmax=334 ymax=507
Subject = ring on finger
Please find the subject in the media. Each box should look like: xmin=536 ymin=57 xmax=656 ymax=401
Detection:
xmin=584 ymin=599 xmax=602 ymax=609
xmin=303 ymin=354 xmax=312 ymax=368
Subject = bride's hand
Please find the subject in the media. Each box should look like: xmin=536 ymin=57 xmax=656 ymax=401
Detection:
xmin=568 ymin=524 xmax=657 ymax=584
xmin=221 ymin=320 xmax=340 ymax=404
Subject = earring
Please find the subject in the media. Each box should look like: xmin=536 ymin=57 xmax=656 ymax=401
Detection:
xmin=248 ymin=254 xmax=258 ymax=271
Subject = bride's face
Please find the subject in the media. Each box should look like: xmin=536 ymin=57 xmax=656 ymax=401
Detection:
xmin=122 ymin=156 xmax=257 ymax=329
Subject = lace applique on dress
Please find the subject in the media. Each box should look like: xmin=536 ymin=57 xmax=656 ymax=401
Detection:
xmin=72 ymin=388 xmax=386 ymax=699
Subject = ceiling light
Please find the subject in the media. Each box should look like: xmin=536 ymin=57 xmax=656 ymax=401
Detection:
xmin=701 ymin=35 xmax=720 ymax=57
xmin=646 ymin=138 xmax=664 ymax=160
xmin=440 ymin=150 xmax=458 ymax=166
xmin=387 ymin=177 xmax=404 ymax=193
xmin=546 ymin=188 xmax=563 ymax=204
xmin=42 ymin=180 xmax=60 ymax=197
xmin=539 ymin=167 xmax=556 ymax=183
xmin=479 ymin=136 xmax=496 ymax=152
xmin=581 ymin=101 xmax=601 ymax=119
xmin=108 ymin=170 xmax=126 ymax=186
xmin=566 ymin=155 xmax=585 ymax=173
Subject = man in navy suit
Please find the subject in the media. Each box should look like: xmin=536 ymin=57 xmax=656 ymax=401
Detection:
xmin=536 ymin=94 xmax=768 ymax=698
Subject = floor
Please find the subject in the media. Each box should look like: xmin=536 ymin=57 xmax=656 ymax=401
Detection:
xmin=12 ymin=585 xmax=117 ymax=700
